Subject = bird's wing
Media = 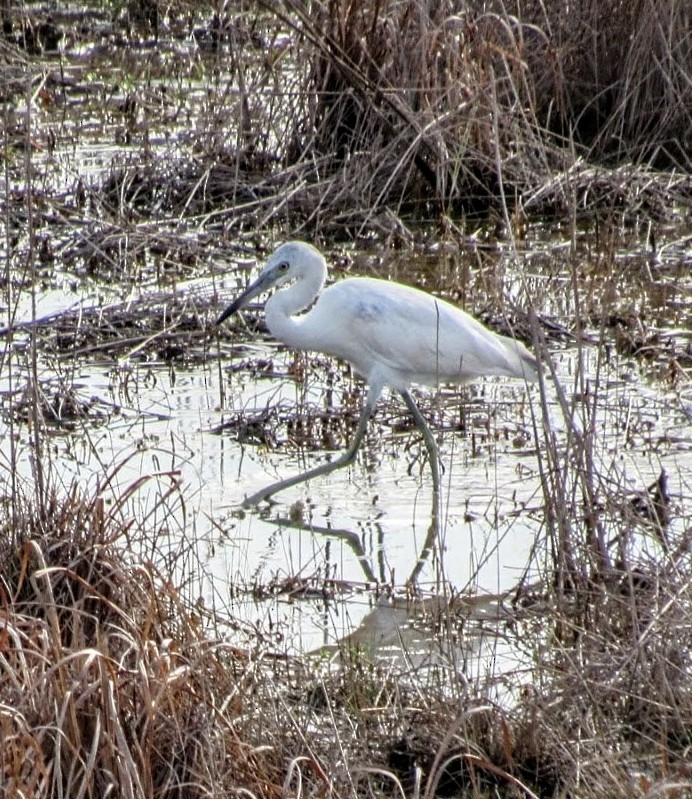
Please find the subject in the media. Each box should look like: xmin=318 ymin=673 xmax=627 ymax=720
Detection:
xmin=312 ymin=278 xmax=528 ymax=386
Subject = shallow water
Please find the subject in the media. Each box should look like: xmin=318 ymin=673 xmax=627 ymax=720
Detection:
xmin=1 ymin=10 xmax=691 ymax=680
xmin=3 ymin=272 xmax=689 ymax=671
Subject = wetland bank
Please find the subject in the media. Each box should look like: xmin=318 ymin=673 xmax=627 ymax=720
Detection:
xmin=1 ymin=1 xmax=691 ymax=797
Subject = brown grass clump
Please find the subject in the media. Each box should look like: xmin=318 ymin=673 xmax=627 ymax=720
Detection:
xmin=0 ymin=484 xmax=279 ymax=799
xmin=253 ymin=0 xmax=692 ymax=232
xmin=339 ymin=554 xmax=692 ymax=799
xmin=509 ymin=560 xmax=692 ymax=797
xmin=265 ymin=0 xmax=568 ymax=225
xmin=497 ymin=0 xmax=692 ymax=167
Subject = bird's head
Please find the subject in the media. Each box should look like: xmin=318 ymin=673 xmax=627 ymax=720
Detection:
xmin=217 ymin=241 xmax=326 ymax=325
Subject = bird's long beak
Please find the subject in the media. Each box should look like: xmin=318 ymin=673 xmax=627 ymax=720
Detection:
xmin=216 ymin=270 xmax=273 ymax=325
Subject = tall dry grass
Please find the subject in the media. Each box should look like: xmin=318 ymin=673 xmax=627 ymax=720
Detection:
xmin=11 ymin=0 xmax=685 ymax=238
xmin=497 ymin=0 xmax=692 ymax=166
xmin=249 ymin=0 xmax=691 ymax=233
xmin=2 ymin=470 xmax=691 ymax=797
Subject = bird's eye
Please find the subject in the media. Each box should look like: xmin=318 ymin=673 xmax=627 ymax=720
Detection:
xmin=278 ymin=262 xmax=289 ymax=272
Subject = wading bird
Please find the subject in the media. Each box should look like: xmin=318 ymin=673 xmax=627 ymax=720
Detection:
xmin=218 ymin=241 xmax=537 ymax=509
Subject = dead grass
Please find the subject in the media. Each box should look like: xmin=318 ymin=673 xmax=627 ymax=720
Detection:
xmin=4 ymin=0 xmax=685 ymax=243
xmin=1 ymin=425 xmax=691 ymax=798
xmin=496 ymin=0 xmax=692 ymax=167
xmin=240 ymin=0 xmax=692 ymax=233
xmin=0 ymin=482 xmax=284 ymax=799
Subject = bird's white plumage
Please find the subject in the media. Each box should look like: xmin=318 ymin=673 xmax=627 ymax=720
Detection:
xmin=221 ymin=240 xmax=537 ymax=393
xmin=301 ymin=276 xmax=536 ymax=391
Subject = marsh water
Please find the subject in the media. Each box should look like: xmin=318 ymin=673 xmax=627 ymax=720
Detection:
xmin=2 ymin=6 xmax=691 ymax=683
xmin=5 ymin=241 xmax=690 ymax=673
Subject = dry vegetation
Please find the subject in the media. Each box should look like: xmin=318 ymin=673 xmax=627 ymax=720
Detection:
xmin=1 ymin=0 xmax=692 ymax=797
xmin=2 ymin=475 xmax=692 ymax=798
xmin=4 ymin=0 xmax=688 ymax=246
xmin=0 ymin=484 xmax=285 ymax=798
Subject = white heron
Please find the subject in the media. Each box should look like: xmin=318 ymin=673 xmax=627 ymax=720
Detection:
xmin=218 ymin=241 xmax=537 ymax=508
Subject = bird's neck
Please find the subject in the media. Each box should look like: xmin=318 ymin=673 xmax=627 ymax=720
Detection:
xmin=265 ymin=267 xmax=326 ymax=350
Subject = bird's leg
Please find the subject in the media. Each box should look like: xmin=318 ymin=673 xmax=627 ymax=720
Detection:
xmin=399 ymin=390 xmax=441 ymax=545
xmin=240 ymin=394 xmax=377 ymax=508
